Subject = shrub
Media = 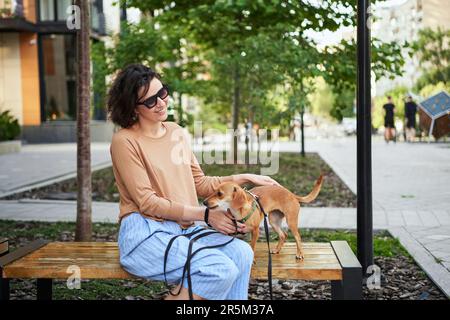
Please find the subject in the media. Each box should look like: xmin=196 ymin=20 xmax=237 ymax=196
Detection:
xmin=0 ymin=110 xmax=21 ymax=141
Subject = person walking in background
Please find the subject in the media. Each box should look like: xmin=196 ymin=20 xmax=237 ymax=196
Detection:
xmin=383 ymin=96 xmax=396 ymax=143
xmin=404 ymin=96 xmax=418 ymax=142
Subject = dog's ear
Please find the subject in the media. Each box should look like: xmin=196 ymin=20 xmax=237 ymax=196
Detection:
xmin=231 ymin=186 xmax=246 ymax=210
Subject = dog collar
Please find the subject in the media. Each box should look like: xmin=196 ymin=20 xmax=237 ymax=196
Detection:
xmin=238 ymin=198 xmax=257 ymax=223
xmin=238 ymin=188 xmax=259 ymax=223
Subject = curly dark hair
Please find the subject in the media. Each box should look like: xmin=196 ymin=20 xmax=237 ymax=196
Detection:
xmin=107 ymin=64 xmax=161 ymax=128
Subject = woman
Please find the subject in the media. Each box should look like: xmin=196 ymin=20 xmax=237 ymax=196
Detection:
xmin=108 ymin=64 xmax=280 ymax=300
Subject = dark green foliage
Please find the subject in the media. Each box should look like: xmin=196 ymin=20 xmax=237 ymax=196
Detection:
xmin=412 ymin=27 xmax=449 ymax=91
xmin=0 ymin=110 xmax=20 ymax=141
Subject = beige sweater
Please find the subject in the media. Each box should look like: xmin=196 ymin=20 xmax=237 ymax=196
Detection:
xmin=110 ymin=121 xmax=234 ymax=228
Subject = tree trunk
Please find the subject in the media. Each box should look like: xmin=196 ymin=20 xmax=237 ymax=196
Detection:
xmin=245 ymin=106 xmax=252 ymax=167
xmin=232 ymin=64 xmax=240 ymax=164
xmin=75 ymin=0 xmax=92 ymax=242
xmin=178 ymin=92 xmax=184 ymax=126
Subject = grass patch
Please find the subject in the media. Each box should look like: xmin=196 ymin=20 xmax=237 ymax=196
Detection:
xmin=249 ymin=228 xmax=410 ymax=258
xmin=296 ymin=229 xmax=410 ymax=258
xmin=0 ymin=220 xmax=119 ymax=249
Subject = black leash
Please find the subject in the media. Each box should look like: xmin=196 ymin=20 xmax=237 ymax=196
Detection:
xmin=241 ymin=188 xmax=273 ymax=300
xmin=164 ymin=199 xmax=273 ymax=300
xmin=163 ymin=227 xmax=205 ymax=295
xmin=255 ymin=197 xmax=273 ymax=300
xmin=163 ymin=226 xmax=236 ymax=300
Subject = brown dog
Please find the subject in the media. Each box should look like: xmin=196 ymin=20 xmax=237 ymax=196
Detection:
xmin=203 ymin=175 xmax=323 ymax=260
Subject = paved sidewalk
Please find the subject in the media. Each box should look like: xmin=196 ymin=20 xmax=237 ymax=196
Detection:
xmin=0 ymin=199 xmax=119 ymax=223
xmin=2 ymin=199 xmax=447 ymax=230
xmin=0 ymin=143 xmax=111 ymax=198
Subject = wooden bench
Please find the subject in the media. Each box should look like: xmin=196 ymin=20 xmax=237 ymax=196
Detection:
xmin=0 ymin=239 xmax=362 ymax=300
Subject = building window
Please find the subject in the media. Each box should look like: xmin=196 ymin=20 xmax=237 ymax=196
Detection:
xmin=57 ymin=0 xmax=72 ymax=20
xmin=39 ymin=0 xmax=73 ymax=22
xmin=39 ymin=0 xmax=55 ymax=21
xmin=41 ymin=34 xmax=77 ymax=121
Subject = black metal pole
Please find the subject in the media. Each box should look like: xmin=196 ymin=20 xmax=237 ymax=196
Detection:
xmin=300 ymin=107 xmax=305 ymax=157
xmin=356 ymin=0 xmax=373 ymax=276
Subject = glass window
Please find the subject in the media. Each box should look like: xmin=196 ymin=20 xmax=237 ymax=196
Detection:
xmin=41 ymin=34 xmax=77 ymax=121
xmin=40 ymin=0 xmax=73 ymax=21
xmin=40 ymin=0 xmax=55 ymax=21
xmin=91 ymin=2 xmax=100 ymax=31
xmin=57 ymin=0 xmax=73 ymax=21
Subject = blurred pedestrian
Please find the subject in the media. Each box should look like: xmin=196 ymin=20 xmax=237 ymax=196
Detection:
xmin=404 ymin=96 xmax=418 ymax=142
xmin=383 ymin=96 xmax=396 ymax=143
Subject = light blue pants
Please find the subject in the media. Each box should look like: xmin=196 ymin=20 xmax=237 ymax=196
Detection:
xmin=118 ymin=212 xmax=254 ymax=300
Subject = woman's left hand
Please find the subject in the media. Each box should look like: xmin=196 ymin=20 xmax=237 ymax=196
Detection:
xmin=246 ymin=174 xmax=281 ymax=187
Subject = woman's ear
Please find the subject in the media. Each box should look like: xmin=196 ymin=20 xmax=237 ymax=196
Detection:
xmin=231 ymin=187 xmax=246 ymax=210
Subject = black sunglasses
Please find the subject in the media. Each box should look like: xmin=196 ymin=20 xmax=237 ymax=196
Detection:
xmin=136 ymin=85 xmax=169 ymax=109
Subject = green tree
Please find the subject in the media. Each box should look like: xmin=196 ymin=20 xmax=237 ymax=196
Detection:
xmin=412 ymin=27 xmax=450 ymax=90
xmin=91 ymin=41 xmax=108 ymax=120
xmin=322 ymin=37 xmax=406 ymax=121
xmin=106 ymin=19 xmax=207 ymax=127
xmin=125 ymin=0 xmax=356 ymax=160
xmin=373 ymin=86 xmax=408 ymax=129
xmin=419 ymin=81 xmax=450 ymax=98
xmin=308 ymin=77 xmax=335 ymax=119
xmin=121 ymin=0 xmax=407 ymax=133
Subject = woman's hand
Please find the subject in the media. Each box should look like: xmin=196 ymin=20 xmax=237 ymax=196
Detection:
xmin=207 ymin=208 xmax=247 ymax=235
xmin=245 ymin=174 xmax=281 ymax=187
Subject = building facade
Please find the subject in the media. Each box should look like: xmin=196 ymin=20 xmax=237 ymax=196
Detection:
xmin=372 ymin=0 xmax=450 ymax=97
xmin=0 ymin=0 xmax=124 ymax=142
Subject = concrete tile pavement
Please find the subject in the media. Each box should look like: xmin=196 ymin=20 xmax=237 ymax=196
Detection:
xmin=0 ymin=143 xmax=112 ymax=198
xmin=0 ymin=199 xmax=119 ymax=223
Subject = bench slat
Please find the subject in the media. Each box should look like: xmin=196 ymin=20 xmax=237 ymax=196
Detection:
xmin=251 ymin=242 xmax=342 ymax=280
xmin=3 ymin=241 xmax=342 ymax=280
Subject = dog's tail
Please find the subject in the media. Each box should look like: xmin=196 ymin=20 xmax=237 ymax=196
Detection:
xmin=294 ymin=174 xmax=324 ymax=203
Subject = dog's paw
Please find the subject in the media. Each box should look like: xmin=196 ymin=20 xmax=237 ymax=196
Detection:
xmin=270 ymin=249 xmax=280 ymax=254
xmin=296 ymin=254 xmax=304 ymax=260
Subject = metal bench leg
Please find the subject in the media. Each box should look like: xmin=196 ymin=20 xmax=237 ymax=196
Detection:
xmin=0 ymin=239 xmax=10 ymax=300
xmin=0 ymin=274 xmax=10 ymax=301
xmin=37 ymin=279 xmax=53 ymax=300
xmin=331 ymin=241 xmax=363 ymax=300
xmin=331 ymin=267 xmax=362 ymax=300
